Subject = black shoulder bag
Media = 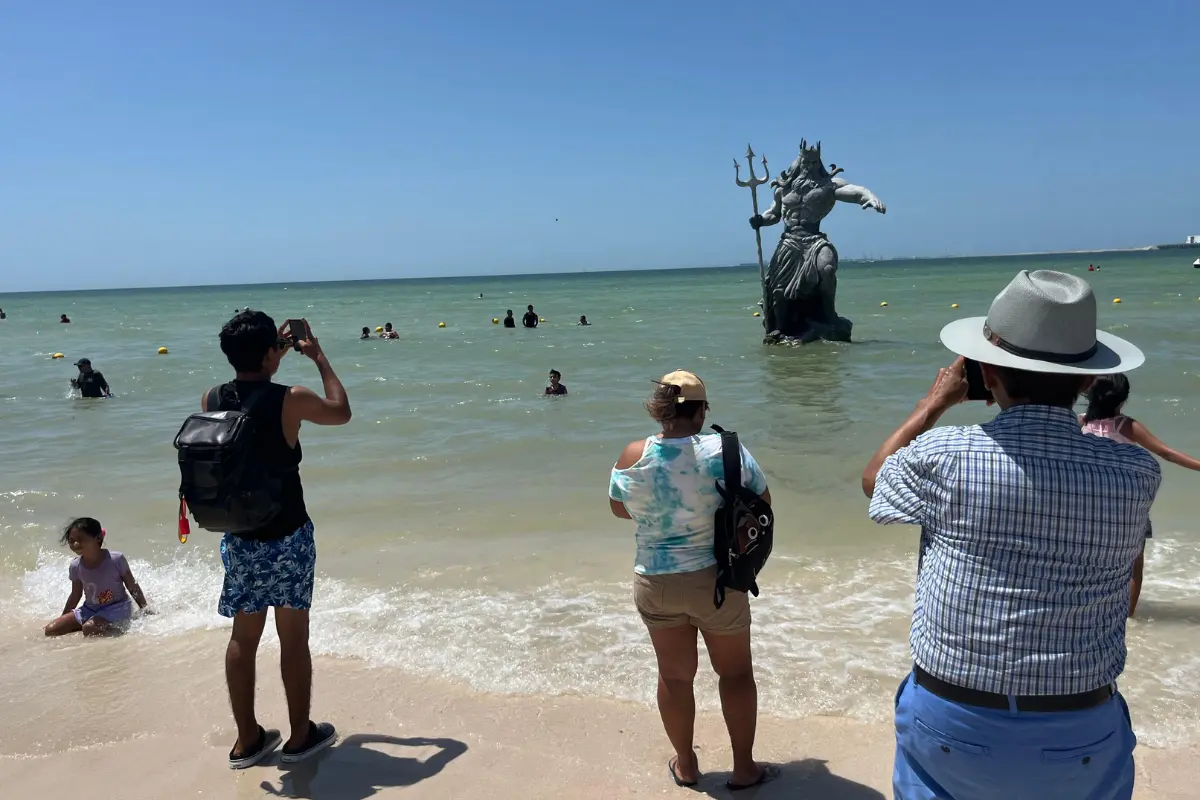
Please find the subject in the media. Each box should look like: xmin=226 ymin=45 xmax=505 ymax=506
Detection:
xmin=712 ymin=424 xmax=774 ymax=608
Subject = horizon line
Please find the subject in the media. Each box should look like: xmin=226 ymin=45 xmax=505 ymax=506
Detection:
xmin=0 ymin=245 xmax=1167 ymax=296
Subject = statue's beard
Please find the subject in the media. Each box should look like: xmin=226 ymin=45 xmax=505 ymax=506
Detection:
xmin=786 ymin=172 xmax=832 ymax=196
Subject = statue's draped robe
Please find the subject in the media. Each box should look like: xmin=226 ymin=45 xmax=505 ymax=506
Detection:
xmin=768 ymin=229 xmax=835 ymax=302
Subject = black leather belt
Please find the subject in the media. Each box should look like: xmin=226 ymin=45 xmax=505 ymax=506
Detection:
xmin=912 ymin=665 xmax=1114 ymax=713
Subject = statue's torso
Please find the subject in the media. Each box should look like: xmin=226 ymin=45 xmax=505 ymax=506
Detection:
xmin=781 ymin=181 xmax=836 ymax=234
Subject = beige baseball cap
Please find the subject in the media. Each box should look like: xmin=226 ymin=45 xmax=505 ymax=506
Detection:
xmin=657 ymin=370 xmax=707 ymax=403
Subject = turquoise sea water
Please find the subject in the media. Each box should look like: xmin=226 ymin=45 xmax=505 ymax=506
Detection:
xmin=3 ymin=249 xmax=1200 ymax=748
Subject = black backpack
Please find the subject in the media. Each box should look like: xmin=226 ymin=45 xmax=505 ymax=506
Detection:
xmin=711 ymin=425 xmax=774 ymax=608
xmin=173 ymin=385 xmax=283 ymax=535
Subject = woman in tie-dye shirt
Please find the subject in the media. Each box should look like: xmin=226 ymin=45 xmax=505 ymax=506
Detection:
xmin=609 ymin=370 xmax=775 ymax=791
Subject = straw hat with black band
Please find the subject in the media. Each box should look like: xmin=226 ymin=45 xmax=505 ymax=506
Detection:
xmin=939 ymin=270 xmax=1145 ymax=374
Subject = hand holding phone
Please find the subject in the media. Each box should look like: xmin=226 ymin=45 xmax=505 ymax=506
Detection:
xmin=285 ymin=318 xmax=325 ymax=363
xmin=283 ymin=319 xmax=308 ymax=352
xmin=964 ymin=359 xmax=994 ymax=402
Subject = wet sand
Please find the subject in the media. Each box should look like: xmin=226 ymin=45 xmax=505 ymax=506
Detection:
xmin=1 ymin=648 xmax=1195 ymax=800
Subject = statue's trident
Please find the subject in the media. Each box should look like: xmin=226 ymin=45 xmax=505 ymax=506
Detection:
xmin=734 ymin=145 xmax=769 ymax=305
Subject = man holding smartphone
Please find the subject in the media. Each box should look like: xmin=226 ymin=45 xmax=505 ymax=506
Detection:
xmin=205 ymin=310 xmax=352 ymax=769
xmin=861 ymin=271 xmax=1160 ymax=800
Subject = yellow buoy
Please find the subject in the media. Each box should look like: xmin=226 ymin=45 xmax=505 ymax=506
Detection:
xmin=752 ymin=311 xmax=761 ymax=317
xmin=951 ymin=303 xmax=959 ymax=309
xmin=492 ymin=318 xmax=499 ymax=324
xmin=438 ymin=322 xmax=446 ymax=328
xmin=52 ymin=352 xmax=64 ymax=359
xmin=1113 ymin=298 xmax=1121 ymax=304
xmin=157 ymin=346 xmax=168 ymax=355
xmin=539 ymin=317 xmax=545 ymax=323
xmin=880 ymin=302 xmax=888 ymax=307
xmin=375 ymin=326 xmax=383 ymax=332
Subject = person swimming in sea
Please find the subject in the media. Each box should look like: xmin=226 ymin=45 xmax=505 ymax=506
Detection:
xmin=60 ymin=313 xmax=71 ymax=323
xmin=503 ymin=310 xmax=516 ymax=328
xmin=578 ymin=315 xmax=590 ymax=326
xmin=360 ymin=327 xmax=372 ymax=340
xmin=546 ymin=369 xmax=568 ymax=396
xmin=70 ymin=358 xmax=112 ymax=398
xmin=382 ymin=323 xmax=399 ymax=340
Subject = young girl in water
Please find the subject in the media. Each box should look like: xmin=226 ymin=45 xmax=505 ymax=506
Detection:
xmin=44 ymin=517 xmax=150 ymax=636
xmin=1082 ymin=374 xmax=1200 ymax=617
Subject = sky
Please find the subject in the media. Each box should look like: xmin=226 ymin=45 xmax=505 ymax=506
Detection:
xmin=1 ymin=1 xmax=1197 ymax=292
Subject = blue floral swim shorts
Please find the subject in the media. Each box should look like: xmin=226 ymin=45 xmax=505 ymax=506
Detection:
xmin=218 ymin=521 xmax=316 ymax=617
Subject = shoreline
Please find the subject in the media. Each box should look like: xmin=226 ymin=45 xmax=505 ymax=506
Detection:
xmin=1 ymin=647 xmax=1196 ymax=799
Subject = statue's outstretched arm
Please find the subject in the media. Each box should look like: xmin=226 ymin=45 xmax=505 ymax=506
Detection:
xmin=750 ymin=188 xmax=784 ymax=229
xmin=833 ymin=179 xmax=886 ymax=214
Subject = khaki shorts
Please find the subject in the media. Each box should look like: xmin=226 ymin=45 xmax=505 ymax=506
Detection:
xmin=633 ymin=565 xmax=751 ymax=633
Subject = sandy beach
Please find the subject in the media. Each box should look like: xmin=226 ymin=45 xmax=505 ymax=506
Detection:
xmin=1 ymin=631 xmax=1196 ymax=800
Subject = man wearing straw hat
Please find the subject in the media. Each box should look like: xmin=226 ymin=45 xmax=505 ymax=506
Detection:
xmin=861 ymin=270 xmax=1160 ymax=800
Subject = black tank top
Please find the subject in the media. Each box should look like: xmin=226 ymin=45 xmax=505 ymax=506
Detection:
xmin=218 ymin=380 xmax=309 ymax=540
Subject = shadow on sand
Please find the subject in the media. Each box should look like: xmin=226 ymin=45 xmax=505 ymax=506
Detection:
xmin=692 ymin=758 xmax=885 ymax=799
xmin=260 ymin=734 xmax=467 ymax=799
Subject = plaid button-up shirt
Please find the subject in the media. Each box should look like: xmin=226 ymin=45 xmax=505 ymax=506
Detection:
xmin=870 ymin=404 xmax=1161 ymax=695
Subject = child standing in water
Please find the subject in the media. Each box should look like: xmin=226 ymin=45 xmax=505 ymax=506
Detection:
xmin=1082 ymin=374 xmax=1200 ymax=617
xmin=44 ymin=517 xmax=150 ymax=636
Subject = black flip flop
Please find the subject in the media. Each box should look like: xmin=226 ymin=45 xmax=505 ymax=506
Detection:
xmin=669 ymin=757 xmax=699 ymax=789
xmin=727 ymin=764 xmax=780 ymax=791
xmin=228 ymin=725 xmax=282 ymax=770
xmin=280 ymin=720 xmax=337 ymax=764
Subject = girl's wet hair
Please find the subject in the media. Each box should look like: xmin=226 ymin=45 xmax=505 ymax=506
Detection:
xmin=1083 ymin=374 xmax=1131 ymax=423
xmin=644 ymin=383 xmax=705 ymax=424
xmin=61 ymin=516 xmax=104 ymax=546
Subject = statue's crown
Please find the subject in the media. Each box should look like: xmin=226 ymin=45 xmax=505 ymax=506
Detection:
xmin=799 ymin=138 xmax=822 ymax=162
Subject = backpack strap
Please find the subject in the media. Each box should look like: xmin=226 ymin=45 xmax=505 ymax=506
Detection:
xmin=718 ymin=428 xmax=742 ymax=497
xmin=712 ymin=425 xmax=741 ymax=610
xmin=237 ymin=384 xmax=269 ymax=413
xmin=209 ymin=383 xmax=269 ymax=413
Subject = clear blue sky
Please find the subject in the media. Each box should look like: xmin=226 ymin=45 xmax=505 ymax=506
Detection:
xmin=2 ymin=1 xmax=1197 ymax=292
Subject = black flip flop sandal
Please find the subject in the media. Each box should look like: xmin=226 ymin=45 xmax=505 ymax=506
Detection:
xmin=228 ymin=725 xmax=282 ymax=770
xmin=727 ymin=764 xmax=780 ymax=791
xmin=668 ymin=756 xmax=699 ymax=789
xmin=280 ymin=720 xmax=337 ymax=764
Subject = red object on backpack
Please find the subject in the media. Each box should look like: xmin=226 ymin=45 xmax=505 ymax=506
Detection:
xmin=178 ymin=498 xmax=191 ymax=544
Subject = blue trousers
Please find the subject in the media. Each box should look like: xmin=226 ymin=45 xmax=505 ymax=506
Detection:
xmin=893 ymin=673 xmax=1135 ymax=800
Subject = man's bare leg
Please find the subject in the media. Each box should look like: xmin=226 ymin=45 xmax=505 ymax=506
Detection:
xmin=227 ymin=610 xmax=268 ymax=755
xmin=275 ymin=606 xmax=313 ymax=748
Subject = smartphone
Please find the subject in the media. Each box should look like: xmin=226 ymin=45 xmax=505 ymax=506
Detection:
xmin=284 ymin=319 xmax=307 ymax=352
xmin=964 ymin=358 xmax=993 ymax=402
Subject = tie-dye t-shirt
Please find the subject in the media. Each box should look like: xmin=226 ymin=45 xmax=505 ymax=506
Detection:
xmin=610 ymin=434 xmax=769 ymax=575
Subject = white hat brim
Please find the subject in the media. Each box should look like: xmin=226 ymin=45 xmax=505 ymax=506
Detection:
xmin=939 ymin=316 xmax=1145 ymax=375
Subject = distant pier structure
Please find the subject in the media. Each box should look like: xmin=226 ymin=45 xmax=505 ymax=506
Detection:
xmin=1151 ymin=236 xmax=1200 ymax=250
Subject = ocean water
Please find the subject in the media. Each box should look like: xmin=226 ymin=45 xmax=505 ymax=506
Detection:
xmin=3 ymin=250 xmax=1200 ymax=748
